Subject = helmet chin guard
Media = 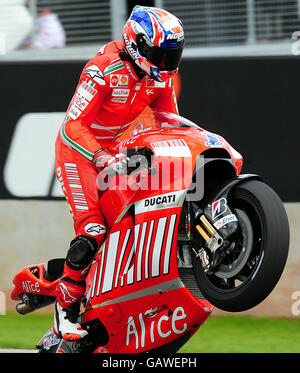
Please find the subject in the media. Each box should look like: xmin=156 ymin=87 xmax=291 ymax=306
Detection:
xmin=122 ymin=6 xmax=184 ymax=82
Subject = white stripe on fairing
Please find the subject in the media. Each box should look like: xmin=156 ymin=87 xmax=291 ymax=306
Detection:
xmin=127 ymin=224 xmax=140 ymax=285
xmin=145 ymin=220 xmax=154 ymax=280
xmin=127 ymin=264 xmax=135 ymax=285
xmin=163 ymin=214 xmax=177 ymax=275
xmin=96 ymin=245 xmax=106 ymax=297
xmin=121 ymin=242 xmax=135 ymax=287
xmin=91 ymin=261 xmax=98 ymax=298
xmin=134 ymin=223 xmax=141 ymax=252
xmin=136 ymin=222 xmax=147 ymax=282
xmin=152 ymin=217 xmax=168 ymax=277
xmin=114 ymin=228 xmax=132 ymax=288
xmin=102 ymin=231 xmax=120 ymax=293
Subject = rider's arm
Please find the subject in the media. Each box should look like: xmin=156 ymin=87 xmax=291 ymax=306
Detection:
xmin=150 ymin=78 xmax=179 ymax=115
xmin=60 ymin=63 xmax=108 ymax=161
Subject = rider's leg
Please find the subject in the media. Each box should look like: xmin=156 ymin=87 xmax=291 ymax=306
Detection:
xmin=53 ymin=138 xmax=106 ymax=340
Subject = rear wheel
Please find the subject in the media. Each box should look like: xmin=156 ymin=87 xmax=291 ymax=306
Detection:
xmin=193 ymin=180 xmax=290 ymax=312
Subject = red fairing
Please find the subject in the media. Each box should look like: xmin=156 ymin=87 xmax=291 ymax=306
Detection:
xmin=84 ymin=206 xmax=213 ymax=353
xmin=11 ymin=263 xmax=58 ymax=301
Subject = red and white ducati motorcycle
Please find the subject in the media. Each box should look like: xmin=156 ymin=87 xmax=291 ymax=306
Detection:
xmin=11 ymin=110 xmax=289 ymax=353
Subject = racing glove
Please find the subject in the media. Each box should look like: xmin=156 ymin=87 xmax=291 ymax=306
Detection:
xmin=92 ymin=149 xmax=129 ymax=176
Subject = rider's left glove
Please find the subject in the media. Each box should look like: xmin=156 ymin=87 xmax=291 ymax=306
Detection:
xmin=92 ymin=149 xmax=129 ymax=176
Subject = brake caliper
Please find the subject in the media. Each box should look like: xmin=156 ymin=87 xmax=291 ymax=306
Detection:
xmin=194 ymin=197 xmax=239 ymax=273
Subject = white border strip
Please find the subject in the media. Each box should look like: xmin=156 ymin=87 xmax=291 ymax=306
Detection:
xmin=0 ymin=41 xmax=293 ymax=62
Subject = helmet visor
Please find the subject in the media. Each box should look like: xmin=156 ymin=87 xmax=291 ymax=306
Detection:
xmin=136 ymin=33 xmax=184 ymax=71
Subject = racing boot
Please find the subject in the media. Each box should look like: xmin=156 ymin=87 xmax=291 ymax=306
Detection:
xmin=53 ymin=235 xmax=97 ymax=341
xmin=53 ymin=279 xmax=88 ymax=341
xmin=53 ymin=235 xmax=98 ymax=340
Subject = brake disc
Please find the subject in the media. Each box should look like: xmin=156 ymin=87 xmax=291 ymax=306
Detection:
xmin=213 ymin=208 xmax=254 ymax=279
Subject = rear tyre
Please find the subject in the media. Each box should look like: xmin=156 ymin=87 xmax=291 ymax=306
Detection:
xmin=193 ymin=180 xmax=290 ymax=312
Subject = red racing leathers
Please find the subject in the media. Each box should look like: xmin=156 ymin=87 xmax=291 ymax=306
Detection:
xmin=55 ymin=40 xmax=179 ymax=308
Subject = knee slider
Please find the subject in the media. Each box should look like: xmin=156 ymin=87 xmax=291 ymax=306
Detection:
xmin=66 ymin=235 xmax=97 ymax=271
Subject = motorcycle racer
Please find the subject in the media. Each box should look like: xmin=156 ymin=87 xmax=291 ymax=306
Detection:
xmin=53 ymin=5 xmax=185 ymax=341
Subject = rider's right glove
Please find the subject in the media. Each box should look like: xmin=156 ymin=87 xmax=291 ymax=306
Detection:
xmin=92 ymin=149 xmax=129 ymax=176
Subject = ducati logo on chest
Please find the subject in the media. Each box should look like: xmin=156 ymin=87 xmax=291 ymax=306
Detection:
xmin=146 ymin=78 xmax=166 ymax=88
xmin=110 ymin=74 xmax=129 ymax=88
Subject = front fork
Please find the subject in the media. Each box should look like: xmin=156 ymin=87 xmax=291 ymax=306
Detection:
xmin=194 ymin=212 xmax=225 ymax=273
xmin=191 ymin=174 xmax=262 ymax=273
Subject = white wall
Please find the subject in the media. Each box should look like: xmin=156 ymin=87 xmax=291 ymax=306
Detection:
xmin=0 ymin=1 xmax=33 ymax=53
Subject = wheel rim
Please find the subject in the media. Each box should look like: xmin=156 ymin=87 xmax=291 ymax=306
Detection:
xmin=203 ymin=198 xmax=264 ymax=292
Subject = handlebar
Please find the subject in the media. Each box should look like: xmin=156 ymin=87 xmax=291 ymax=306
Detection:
xmin=16 ymin=302 xmax=34 ymax=315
